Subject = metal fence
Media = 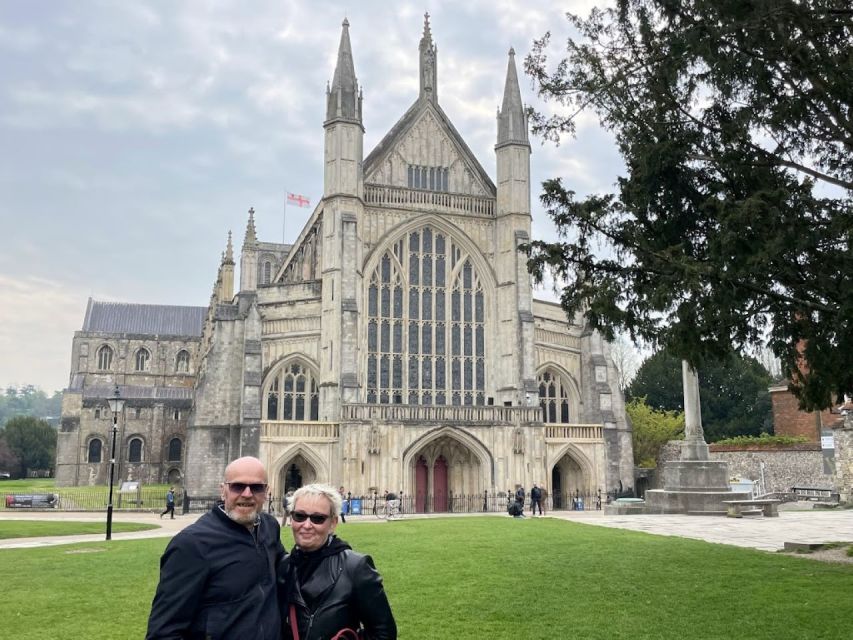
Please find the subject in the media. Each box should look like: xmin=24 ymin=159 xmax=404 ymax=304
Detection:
xmin=3 ymin=487 xmax=617 ymax=514
xmin=2 ymin=486 xmax=181 ymax=512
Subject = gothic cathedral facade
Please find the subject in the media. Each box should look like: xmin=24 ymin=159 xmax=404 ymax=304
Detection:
xmin=58 ymin=17 xmax=634 ymax=507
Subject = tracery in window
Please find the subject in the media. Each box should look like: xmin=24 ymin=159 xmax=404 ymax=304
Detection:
xmin=175 ymin=350 xmax=190 ymax=373
xmin=97 ymin=345 xmax=113 ymax=371
xmin=263 ymin=361 xmax=320 ymax=421
xmin=538 ymin=370 xmax=572 ymax=423
xmin=135 ymin=348 xmax=150 ymax=372
xmin=367 ymin=226 xmax=486 ymax=405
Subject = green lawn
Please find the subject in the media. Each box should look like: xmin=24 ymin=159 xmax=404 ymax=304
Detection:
xmin=2 ymin=517 xmax=851 ymax=639
xmin=1 ymin=479 xmax=173 ymax=510
xmin=0 ymin=520 xmax=158 ymax=539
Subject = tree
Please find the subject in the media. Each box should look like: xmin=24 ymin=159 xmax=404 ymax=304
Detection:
xmin=0 ymin=435 xmax=20 ymax=475
xmin=0 ymin=385 xmax=62 ymax=427
xmin=626 ymin=397 xmax=684 ymax=467
xmin=2 ymin=416 xmax=56 ymax=477
xmin=523 ymin=0 xmax=852 ymax=411
xmin=609 ymin=331 xmax=644 ymax=391
xmin=628 ymin=348 xmax=773 ymax=441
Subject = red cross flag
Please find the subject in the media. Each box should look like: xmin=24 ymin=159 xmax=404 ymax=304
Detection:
xmin=287 ymin=192 xmax=311 ymax=208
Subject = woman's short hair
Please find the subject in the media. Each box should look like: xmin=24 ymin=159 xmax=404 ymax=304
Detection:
xmin=290 ymin=483 xmax=342 ymax=519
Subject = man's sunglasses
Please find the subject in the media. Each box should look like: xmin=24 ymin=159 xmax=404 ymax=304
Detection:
xmin=291 ymin=511 xmax=331 ymax=524
xmin=225 ymin=482 xmax=268 ymax=495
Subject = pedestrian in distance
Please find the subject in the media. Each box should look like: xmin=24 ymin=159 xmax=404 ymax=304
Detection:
xmin=279 ymin=483 xmax=397 ymax=640
xmin=530 ymin=483 xmax=544 ymax=516
xmin=282 ymin=489 xmax=295 ymax=527
xmin=160 ymin=486 xmax=176 ymax=519
xmin=146 ymin=456 xmax=285 ymax=640
xmin=515 ymin=485 xmax=525 ymax=516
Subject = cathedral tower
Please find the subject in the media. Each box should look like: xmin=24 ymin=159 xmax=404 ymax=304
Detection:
xmin=320 ymin=19 xmax=365 ymax=416
xmin=494 ymin=48 xmax=536 ymax=405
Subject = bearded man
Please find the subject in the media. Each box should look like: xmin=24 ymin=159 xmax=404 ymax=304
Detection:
xmin=146 ymin=456 xmax=285 ymax=640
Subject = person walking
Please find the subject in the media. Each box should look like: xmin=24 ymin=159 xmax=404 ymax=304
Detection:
xmin=279 ymin=483 xmax=397 ymax=640
xmin=530 ymin=483 xmax=543 ymax=516
xmin=159 ymin=486 xmax=176 ymax=519
xmin=146 ymin=457 xmax=285 ymax=640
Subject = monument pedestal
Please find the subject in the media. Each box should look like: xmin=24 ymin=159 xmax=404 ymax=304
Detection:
xmin=644 ymin=457 xmax=749 ymax=514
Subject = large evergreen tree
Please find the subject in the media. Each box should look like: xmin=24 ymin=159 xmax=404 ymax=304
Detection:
xmin=523 ymin=0 xmax=852 ymax=410
xmin=2 ymin=416 xmax=57 ymax=477
xmin=628 ymin=348 xmax=774 ymax=441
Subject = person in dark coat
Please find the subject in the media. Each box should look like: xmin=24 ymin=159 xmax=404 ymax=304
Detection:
xmin=515 ymin=485 xmax=525 ymax=515
xmin=146 ymin=456 xmax=285 ymax=640
xmin=530 ymin=483 xmax=543 ymax=516
xmin=279 ymin=483 xmax=396 ymax=640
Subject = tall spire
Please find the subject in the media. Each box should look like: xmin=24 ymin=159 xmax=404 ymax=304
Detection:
xmin=496 ymin=47 xmax=529 ymax=147
xmin=244 ymin=207 xmax=257 ymax=244
xmin=326 ymin=18 xmax=362 ymax=123
xmin=224 ymin=230 xmax=234 ymax=264
xmin=419 ymin=12 xmax=437 ymax=102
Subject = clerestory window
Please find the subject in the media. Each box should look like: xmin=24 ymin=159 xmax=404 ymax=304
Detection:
xmin=407 ymin=165 xmax=449 ymax=192
xmin=264 ymin=361 xmax=319 ymax=421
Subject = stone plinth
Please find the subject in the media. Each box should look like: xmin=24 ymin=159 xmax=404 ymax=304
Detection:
xmin=644 ymin=459 xmax=749 ymax=514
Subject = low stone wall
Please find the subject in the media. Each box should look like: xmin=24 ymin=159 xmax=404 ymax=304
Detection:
xmin=834 ymin=420 xmax=852 ymax=503
xmin=709 ymin=448 xmax=833 ymax=494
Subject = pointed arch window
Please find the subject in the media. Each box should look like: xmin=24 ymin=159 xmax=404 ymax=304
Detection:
xmin=128 ymin=437 xmax=143 ymax=463
xmin=97 ymin=345 xmax=113 ymax=371
xmin=87 ymin=438 xmax=103 ymax=463
xmin=262 ymin=261 xmax=272 ymax=285
xmin=175 ymin=350 xmax=190 ymax=373
xmin=538 ymin=370 xmax=572 ymax=423
xmin=366 ymin=226 xmax=486 ymax=405
xmin=264 ymin=361 xmax=319 ymax=421
xmin=135 ymin=348 xmax=151 ymax=372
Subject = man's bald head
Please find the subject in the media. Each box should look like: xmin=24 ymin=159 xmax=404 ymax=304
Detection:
xmin=220 ymin=456 xmax=269 ymax=528
xmin=224 ymin=456 xmax=268 ymax=483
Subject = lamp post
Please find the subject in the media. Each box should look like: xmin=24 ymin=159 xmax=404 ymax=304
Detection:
xmin=106 ymin=384 xmax=125 ymax=541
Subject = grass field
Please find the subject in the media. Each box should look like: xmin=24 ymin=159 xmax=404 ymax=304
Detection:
xmin=0 ymin=478 xmax=173 ymax=511
xmin=0 ymin=520 xmax=158 ymax=539
xmin=2 ymin=517 xmax=851 ymax=639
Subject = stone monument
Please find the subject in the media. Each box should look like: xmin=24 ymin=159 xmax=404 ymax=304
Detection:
xmin=643 ymin=361 xmax=750 ymax=514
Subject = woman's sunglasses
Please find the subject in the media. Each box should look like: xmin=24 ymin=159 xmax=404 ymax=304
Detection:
xmin=291 ymin=511 xmax=331 ymax=524
xmin=225 ymin=482 xmax=268 ymax=495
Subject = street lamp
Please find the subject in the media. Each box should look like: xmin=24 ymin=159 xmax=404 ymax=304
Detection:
xmin=106 ymin=384 xmax=125 ymax=541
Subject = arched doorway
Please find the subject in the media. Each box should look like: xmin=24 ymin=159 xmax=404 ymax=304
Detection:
xmin=551 ymin=452 xmax=588 ymax=510
xmin=409 ymin=433 xmax=483 ymax=513
xmin=277 ymin=453 xmax=317 ymax=495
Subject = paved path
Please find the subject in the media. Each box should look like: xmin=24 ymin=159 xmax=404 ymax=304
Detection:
xmin=1 ymin=507 xmax=851 ymax=552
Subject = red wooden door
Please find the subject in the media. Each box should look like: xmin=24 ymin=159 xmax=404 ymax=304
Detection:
xmin=433 ymin=456 xmax=448 ymax=512
xmin=415 ymin=456 xmax=428 ymax=513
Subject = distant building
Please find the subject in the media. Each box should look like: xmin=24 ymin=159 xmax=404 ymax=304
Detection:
xmin=57 ymin=17 xmax=635 ymax=508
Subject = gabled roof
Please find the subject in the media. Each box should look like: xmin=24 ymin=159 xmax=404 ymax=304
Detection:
xmin=363 ymin=97 xmax=497 ymax=196
xmin=81 ymin=298 xmax=206 ymax=337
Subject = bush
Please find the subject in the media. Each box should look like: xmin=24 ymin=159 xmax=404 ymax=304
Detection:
xmin=712 ymin=433 xmax=809 ymax=447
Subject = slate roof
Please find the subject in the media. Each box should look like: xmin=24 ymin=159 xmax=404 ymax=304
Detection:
xmin=81 ymin=298 xmax=206 ymax=337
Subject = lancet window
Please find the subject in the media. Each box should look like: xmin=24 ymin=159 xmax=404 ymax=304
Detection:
xmin=97 ymin=345 xmax=113 ymax=371
xmin=408 ymin=165 xmax=449 ymax=192
xmin=538 ymin=370 xmax=572 ymax=423
xmin=366 ymin=227 xmax=486 ymax=405
xmin=264 ymin=361 xmax=319 ymax=421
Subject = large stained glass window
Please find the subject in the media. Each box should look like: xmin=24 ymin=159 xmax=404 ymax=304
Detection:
xmin=367 ymin=227 xmax=486 ymax=405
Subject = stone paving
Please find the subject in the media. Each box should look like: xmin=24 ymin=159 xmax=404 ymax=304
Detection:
xmin=1 ymin=506 xmax=851 ymax=553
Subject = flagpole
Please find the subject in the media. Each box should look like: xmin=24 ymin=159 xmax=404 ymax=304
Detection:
xmin=283 ymin=190 xmax=287 ymax=244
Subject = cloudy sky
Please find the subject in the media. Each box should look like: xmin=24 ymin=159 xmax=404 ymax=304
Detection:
xmin=0 ymin=0 xmax=621 ymax=393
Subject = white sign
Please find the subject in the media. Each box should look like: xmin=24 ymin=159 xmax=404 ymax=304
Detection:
xmin=821 ymin=435 xmax=834 ymax=450
xmin=120 ymin=481 xmax=140 ymax=492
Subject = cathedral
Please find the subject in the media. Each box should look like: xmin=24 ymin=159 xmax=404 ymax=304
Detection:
xmin=57 ymin=17 xmax=634 ymax=510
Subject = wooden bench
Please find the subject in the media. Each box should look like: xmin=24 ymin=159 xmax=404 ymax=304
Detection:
xmin=722 ymin=499 xmax=780 ymax=518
